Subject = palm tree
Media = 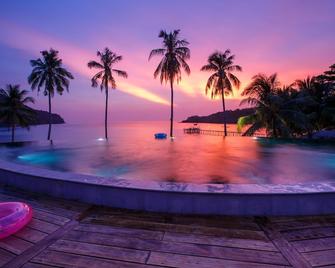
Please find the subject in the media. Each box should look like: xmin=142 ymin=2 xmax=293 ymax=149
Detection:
xmin=88 ymin=48 xmax=128 ymax=140
xmin=238 ymin=74 xmax=308 ymax=137
xmin=294 ymin=76 xmax=334 ymax=132
xmin=28 ymin=48 xmax=74 ymax=140
xmin=149 ymin=29 xmax=191 ymax=138
xmin=0 ymin=84 xmax=35 ymax=142
xmin=201 ymin=50 xmax=241 ymax=136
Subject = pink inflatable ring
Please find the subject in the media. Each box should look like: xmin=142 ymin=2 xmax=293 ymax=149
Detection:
xmin=0 ymin=202 xmax=33 ymax=239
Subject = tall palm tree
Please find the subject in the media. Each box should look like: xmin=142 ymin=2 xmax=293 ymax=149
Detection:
xmin=0 ymin=84 xmax=35 ymax=142
xmin=28 ymin=48 xmax=73 ymax=140
xmin=149 ymin=29 xmax=191 ymax=138
xmin=201 ymin=50 xmax=242 ymax=136
xmin=88 ymin=48 xmax=128 ymax=140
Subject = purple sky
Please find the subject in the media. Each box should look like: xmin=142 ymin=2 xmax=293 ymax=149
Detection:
xmin=0 ymin=0 xmax=334 ymax=123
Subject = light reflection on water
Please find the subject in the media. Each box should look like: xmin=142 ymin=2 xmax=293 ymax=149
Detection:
xmin=0 ymin=122 xmax=335 ymax=184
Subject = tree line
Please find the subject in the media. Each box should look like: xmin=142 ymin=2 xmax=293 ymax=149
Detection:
xmin=0 ymin=29 xmax=334 ymax=142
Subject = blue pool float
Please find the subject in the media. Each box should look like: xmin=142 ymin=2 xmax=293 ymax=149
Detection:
xmin=155 ymin=133 xmax=167 ymax=139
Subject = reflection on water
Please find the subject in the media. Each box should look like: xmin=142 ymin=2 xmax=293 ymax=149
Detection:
xmin=0 ymin=122 xmax=335 ymax=184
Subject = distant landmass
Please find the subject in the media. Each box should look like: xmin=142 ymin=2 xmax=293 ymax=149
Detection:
xmin=31 ymin=109 xmax=65 ymax=125
xmin=182 ymin=108 xmax=255 ymax=124
xmin=0 ymin=94 xmax=65 ymax=126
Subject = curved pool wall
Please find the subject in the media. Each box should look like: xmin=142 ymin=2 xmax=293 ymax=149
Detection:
xmin=1 ymin=159 xmax=335 ymax=216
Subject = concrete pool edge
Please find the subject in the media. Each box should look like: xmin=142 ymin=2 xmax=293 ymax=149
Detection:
xmin=0 ymin=159 xmax=335 ymax=216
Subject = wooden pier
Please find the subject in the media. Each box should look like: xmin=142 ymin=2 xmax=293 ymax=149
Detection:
xmin=184 ymin=128 xmax=255 ymax=137
xmin=183 ymin=127 xmax=267 ymax=137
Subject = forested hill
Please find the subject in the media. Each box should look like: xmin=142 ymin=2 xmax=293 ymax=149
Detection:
xmin=182 ymin=108 xmax=255 ymax=124
xmin=0 ymin=95 xmax=65 ymax=126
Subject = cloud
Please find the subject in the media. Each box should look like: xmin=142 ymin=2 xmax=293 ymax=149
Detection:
xmin=0 ymin=19 xmax=169 ymax=106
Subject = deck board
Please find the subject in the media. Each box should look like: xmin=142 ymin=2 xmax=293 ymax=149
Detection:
xmin=163 ymin=231 xmax=278 ymax=251
xmin=0 ymin=236 xmax=33 ymax=254
xmin=14 ymin=227 xmax=48 ymax=243
xmin=75 ymin=223 xmax=164 ymax=240
xmin=147 ymin=251 xmax=290 ymax=268
xmin=63 ymin=230 xmax=286 ymax=265
xmin=32 ymin=249 xmax=159 ymax=268
xmin=292 ymin=237 xmax=335 ymax=252
xmin=49 ymin=239 xmax=150 ymax=263
xmin=2 ymin=186 xmax=335 ymax=267
xmin=283 ymin=227 xmax=335 ymax=241
xmin=83 ymin=216 xmax=268 ymax=241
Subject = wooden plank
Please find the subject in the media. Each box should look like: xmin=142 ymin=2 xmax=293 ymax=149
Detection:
xmin=49 ymin=239 xmax=149 ymax=264
xmin=303 ymin=249 xmax=335 ymax=267
xmin=63 ymin=230 xmax=288 ymax=265
xmin=283 ymin=227 xmax=335 ymax=241
xmin=93 ymin=208 xmax=260 ymax=230
xmin=0 ymin=248 xmax=16 ymax=266
xmin=32 ymin=249 xmax=159 ymax=268
xmin=75 ymin=223 xmax=164 ymax=240
xmin=273 ymin=218 xmax=335 ymax=231
xmin=292 ymin=237 xmax=335 ymax=253
xmin=22 ymin=263 xmax=56 ymax=268
xmin=163 ymin=231 xmax=278 ymax=252
xmin=2 ymin=220 xmax=79 ymax=268
xmin=269 ymin=215 xmax=335 ymax=224
xmin=28 ymin=218 xmax=60 ymax=234
xmin=168 ymin=215 xmax=260 ymax=230
xmin=33 ymin=209 xmax=70 ymax=226
xmin=0 ymin=236 xmax=33 ymax=254
xmin=84 ymin=218 xmax=268 ymax=241
xmin=147 ymin=251 xmax=290 ymax=268
xmin=257 ymin=218 xmax=312 ymax=268
xmin=15 ymin=227 xmax=48 ymax=243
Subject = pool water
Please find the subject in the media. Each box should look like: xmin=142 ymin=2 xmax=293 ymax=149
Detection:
xmin=0 ymin=122 xmax=334 ymax=184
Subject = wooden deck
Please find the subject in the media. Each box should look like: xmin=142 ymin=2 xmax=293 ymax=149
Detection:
xmin=0 ymin=187 xmax=335 ymax=267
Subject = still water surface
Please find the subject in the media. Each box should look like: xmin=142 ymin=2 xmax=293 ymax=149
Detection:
xmin=0 ymin=122 xmax=334 ymax=184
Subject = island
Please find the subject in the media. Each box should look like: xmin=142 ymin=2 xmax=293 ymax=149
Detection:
xmin=181 ymin=108 xmax=255 ymax=124
xmin=30 ymin=109 xmax=65 ymax=125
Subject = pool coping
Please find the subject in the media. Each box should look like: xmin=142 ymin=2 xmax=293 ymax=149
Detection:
xmin=1 ymin=159 xmax=335 ymax=195
xmin=1 ymin=159 xmax=335 ymax=216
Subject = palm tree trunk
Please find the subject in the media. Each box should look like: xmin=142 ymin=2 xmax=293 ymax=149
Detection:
xmin=11 ymin=125 xmax=15 ymax=143
xmin=105 ymin=88 xmax=108 ymax=140
xmin=272 ymin=118 xmax=277 ymax=138
xmin=221 ymin=90 xmax=227 ymax=136
xmin=47 ymin=91 xmax=52 ymax=140
xmin=169 ymin=79 xmax=174 ymax=138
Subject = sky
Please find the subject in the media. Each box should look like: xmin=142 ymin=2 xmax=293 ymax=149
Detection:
xmin=0 ymin=0 xmax=334 ymax=124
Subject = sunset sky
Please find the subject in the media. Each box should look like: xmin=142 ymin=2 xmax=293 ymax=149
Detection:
xmin=0 ymin=0 xmax=334 ymax=123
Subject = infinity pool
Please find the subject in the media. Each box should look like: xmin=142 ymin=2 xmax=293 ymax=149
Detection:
xmin=0 ymin=122 xmax=334 ymax=184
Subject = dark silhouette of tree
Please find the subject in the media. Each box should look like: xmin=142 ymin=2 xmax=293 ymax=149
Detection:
xmin=0 ymin=84 xmax=35 ymax=142
xmin=28 ymin=49 xmax=73 ymax=140
xmin=88 ymin=48 xmax=128 ymax=140
xmin=149 ymin=30 xmax=190 ymax=138
xmin=238 ymin=74 xmax=308 ymax=137
xmin=201 ymin=50 xmax=241 ymax=136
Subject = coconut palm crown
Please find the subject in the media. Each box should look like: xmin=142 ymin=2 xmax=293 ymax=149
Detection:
xmin=87 ymin=47 xmax=128 ymax=140
xmin=0 ymin=84 xmax=35 ymax=142
xmin=149 ymin=29 xmax=191 ymax=138
xmin=28 ymin=48 xmax=73 ymax=140
xmin=201 ymin=50 xmax=242 ymax=136
xmin=238 ymin=73 xmax=309 ymax=137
